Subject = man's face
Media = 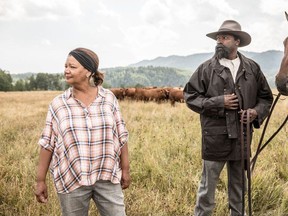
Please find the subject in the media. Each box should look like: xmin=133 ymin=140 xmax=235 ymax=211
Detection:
xmin=214 ymin=34 xmax=239 ymax=59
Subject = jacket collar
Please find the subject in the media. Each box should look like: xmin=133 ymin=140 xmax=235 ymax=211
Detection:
xmin=212 ymin=52 xmax=248 ymax=82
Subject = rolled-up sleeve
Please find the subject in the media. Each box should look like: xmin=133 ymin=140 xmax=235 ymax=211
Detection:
xmin=38 ymin=107 xmax=56 ymax=152
xmin=112 ymin=97 xmax=129 ymax=147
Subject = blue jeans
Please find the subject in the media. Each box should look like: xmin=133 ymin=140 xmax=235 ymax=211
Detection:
xmin=194 ymin=160 xmax=246 ymax=216
xmin=58 ymin=180 xmax=126 ymax=216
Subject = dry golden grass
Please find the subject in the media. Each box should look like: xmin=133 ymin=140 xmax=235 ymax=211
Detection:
xmin=0 ymin=91 xmax=287 ymax=216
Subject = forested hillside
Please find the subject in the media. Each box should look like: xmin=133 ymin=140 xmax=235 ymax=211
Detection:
xmin=103 ymin=66 xmax=190 ymax=87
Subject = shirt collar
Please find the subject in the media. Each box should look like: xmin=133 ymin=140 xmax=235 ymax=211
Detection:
xmin=64 ymin=87 xmax=73 ymax=99
xmin=98 ymin=86 xmax=106 ymax=98
xmin=64 ymin=86 xmax=106 ymax=100
xmin=220 ymin=55 xmax=239 ymax=63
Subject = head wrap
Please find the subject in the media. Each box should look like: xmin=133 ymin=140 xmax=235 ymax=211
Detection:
xmin=69 ymin=49 xmax=98 ymax=73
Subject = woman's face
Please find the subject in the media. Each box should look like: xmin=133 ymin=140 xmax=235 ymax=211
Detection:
xmin=64 ymin=55 xmax=90 ymax=86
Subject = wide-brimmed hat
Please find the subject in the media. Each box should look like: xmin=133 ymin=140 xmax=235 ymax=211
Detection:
xmin=206 ymin=20 xmax=251 ymax=47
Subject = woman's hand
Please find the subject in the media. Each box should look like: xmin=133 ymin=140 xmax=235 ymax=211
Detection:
xmin=120 ymin=143 xmax=131 ymax=190
xmin=35 ymin=181 xmax=48 ymax=203
xmin=35 ymin=147 xmax=53 ymax=203
xmin=121 ymin=169 xmax=131 ymax=190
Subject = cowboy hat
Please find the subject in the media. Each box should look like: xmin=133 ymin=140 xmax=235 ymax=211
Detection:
xmin=206 ymin=20 xmax=251 ymax=47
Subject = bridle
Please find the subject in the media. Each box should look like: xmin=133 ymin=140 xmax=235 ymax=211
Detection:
xmin=251 ymin=93 xmax=288 ymax=171
xmin=241 ymin=93 xmax=288 ymax=216
xmin=239 ymin=12 xmax=288 ymax=215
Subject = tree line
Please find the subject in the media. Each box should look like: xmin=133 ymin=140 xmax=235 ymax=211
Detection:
xmin=0 ymin=69 xmax=68 ymax=91
xmin=0 ymin=66 xmax=189 ymax=91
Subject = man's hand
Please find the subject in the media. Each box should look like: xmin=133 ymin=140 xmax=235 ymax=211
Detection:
xmin=224 ymin=94 xmax=239 ymax=110
xmin=239 ymin=108 xmax=258 ymax=124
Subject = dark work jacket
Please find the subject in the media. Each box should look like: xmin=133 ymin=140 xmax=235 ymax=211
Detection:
xmin=183 ymin=52 xmax=273 ymax=161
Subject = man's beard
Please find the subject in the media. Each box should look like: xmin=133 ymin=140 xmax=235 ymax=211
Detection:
xmin=214 ymin=44 xmax=230 ymax=59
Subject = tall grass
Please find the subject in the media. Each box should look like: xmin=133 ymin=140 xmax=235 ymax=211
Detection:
xmin=0 ymin=91 xmax=287 ymax=216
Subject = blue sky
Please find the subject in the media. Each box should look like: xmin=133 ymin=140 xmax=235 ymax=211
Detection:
xmin=1 ymin=0 xmax=288 ymax=73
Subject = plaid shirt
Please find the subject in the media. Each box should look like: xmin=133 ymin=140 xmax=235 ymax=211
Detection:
xmin=39 ymin=86 xmax=128 ymax=193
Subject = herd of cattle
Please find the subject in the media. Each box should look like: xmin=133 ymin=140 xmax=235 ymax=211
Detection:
xmin=109 ymin=87 xmax=185 ymax=106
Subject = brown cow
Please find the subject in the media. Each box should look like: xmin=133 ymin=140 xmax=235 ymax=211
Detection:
xmin=135 ymin=88 xmax=168 ymax=103
xmin=169 ymin=89 xmax=184 ymax=106
xmin=124 ymin=88 xmax=136 ymax=100
xmin=110 ymin=88 xmax=125 ymax=100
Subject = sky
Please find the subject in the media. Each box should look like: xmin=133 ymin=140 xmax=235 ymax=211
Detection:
xmin=1 ymin=0 xmax=288 ymax=74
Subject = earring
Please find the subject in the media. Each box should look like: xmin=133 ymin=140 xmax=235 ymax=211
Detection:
xmin=89 ymin=77 xmax=96 ymax=87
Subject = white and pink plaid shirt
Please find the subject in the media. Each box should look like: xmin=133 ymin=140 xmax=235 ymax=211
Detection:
xmin=39 ymin=86 xmax=128 ymax=193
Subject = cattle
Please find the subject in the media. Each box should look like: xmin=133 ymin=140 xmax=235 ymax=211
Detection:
xmin=134 ymin=88 xmax=168 ymax=103
xmin=124 ymin=88 xmax=136 ymax=100
xmin=168 ymin=88 xmax=184 ymax=106
xmin=109 ymin=86 xmax=184 ymax=105
xmin=110 ymin=88 xmax=125 ymax=100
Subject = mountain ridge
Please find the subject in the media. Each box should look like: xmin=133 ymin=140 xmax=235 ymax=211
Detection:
xmin=9 ymin=50 xmax=283 ymax=88
xmin=130 ymin=50 xmax=283 ymax=72
xmin=129 ymin=50 xmax=283 ymax=87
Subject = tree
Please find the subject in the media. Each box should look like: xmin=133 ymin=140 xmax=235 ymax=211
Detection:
xmin=28 ymin=75 xmax=37 ymax=90
xmin=14 ymin=79 xmax=26 ymax=91
xmin=35 ymin=73 xmax=49 ymax=90
xmin=0 ymin=69 xmax=13 ymax=91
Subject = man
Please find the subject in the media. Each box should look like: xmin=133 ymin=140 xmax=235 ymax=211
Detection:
xmin=183 ymin=20 xmax=273 ymax=215
xmin=275 ymin=36 xmax=288 ymax=95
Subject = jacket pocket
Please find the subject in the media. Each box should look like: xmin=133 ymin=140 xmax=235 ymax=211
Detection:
xmin=203 ymin=126 xmax=232 ymax=158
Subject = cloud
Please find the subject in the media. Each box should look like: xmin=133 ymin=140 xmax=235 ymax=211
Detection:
xmin=95 ymin=1 xmax=118 ymax=17
xmin=0 ymin=0 xmax=82 ymax=21
xmin=41 ymin=39 xmax=52 ymax=46
xmin=140 ymin=0 xmax=171 ymax=27
xmin=1 ymin=0 xmax=288 ymax=74
xmin=260 ymin=0 xmax=288 ymax=16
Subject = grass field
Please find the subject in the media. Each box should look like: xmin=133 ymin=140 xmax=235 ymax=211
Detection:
xmin=0 ymin=91 xmax=287 ymax=216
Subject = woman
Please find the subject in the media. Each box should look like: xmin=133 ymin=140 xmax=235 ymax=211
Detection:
xmin=35 ymin=48 xmax=131 ymax=216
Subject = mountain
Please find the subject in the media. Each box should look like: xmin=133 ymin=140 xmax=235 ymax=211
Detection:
xmin=130 ymin=50 xmax=283 ymax=72
xmin=8 ymin=50 xmax=284 ymax=88
xmin=130 ymin=50 xmax=284 ymax=87
xmin=130 ymin=53 xmax=214 ymax=70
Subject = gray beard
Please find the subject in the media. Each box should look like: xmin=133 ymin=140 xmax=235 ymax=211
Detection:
xmin=214 ymin=44 xmax=230 ymax=59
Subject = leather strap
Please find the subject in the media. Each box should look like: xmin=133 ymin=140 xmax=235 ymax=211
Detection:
xmin=240 ymin=110 xmax=252 ymax=216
